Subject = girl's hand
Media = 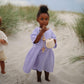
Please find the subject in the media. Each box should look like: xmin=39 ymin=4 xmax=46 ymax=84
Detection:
xmin=0 ymin=39 xmax=6 ymax=45
xmin=41 ymin=25 xmax=47 ymax=33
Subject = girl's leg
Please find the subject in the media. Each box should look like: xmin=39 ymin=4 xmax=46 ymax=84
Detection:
xmin=44 ymin=71 xmax=50 ymax=81
xmin=0 ymin=61 xmax=1 ymax=66
xmin=36 ymin=70 xmax=42 ymax=82
xmin=1 ymin=61 xmax=6 ymax=74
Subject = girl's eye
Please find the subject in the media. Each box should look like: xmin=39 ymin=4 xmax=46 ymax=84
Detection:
xmin=45 ymin=18 xmax=48 ymax=20
xmin=41 ymin=18 xmax=43 ymax=20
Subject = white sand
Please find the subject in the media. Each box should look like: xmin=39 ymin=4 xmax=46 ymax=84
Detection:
xmin=0 ymin=13 xmax=84 ymax=84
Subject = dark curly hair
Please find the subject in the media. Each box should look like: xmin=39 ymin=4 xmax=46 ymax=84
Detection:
xmin=37 ymin=5 xmax=49 ymax=18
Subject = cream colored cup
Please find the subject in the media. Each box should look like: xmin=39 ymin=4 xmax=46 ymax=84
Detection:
xmin=46 ymin=38 xmax=55 ymax=48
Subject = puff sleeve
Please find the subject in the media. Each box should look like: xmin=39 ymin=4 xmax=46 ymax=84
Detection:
xmin=31 ymin=28 xmax=39 ymax=44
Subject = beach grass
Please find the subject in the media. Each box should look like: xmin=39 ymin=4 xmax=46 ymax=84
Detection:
xmin=70 ymin=56 xmax=84 ymax=63
xmin=17 ymin=6 xmax=39 ymax=22
xmin=0 ymin=4 xmax=19 ymax=35
xmin=54 ymin=18 xmax=66 ymax=27
xmin=73 ymin=12 xmax=84 ymax=42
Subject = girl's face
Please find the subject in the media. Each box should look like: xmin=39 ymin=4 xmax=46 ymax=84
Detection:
xmin=37 ymin=13 xmax=49 ymax=28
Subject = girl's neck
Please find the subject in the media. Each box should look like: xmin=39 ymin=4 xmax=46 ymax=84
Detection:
xmin=40 ymin=26 xmax=47 ymax=29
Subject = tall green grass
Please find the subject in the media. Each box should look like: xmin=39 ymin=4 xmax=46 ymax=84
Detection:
xmin=70 ymin=56 xmax=84 ymax=63
xmin=74 ymin=12 xmax=84 ymax=42
xmin=17 ymin=6 xmax=39 ymax=22
xmin=0 ymin=4 xmax=19 ymax=35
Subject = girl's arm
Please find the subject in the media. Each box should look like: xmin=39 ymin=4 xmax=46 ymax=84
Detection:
xmin=34 ymin=26 xmax=47 ymax=43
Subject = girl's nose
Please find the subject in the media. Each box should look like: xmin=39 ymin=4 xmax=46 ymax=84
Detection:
xmin=43 ymin=20 xmax=46 ymax=23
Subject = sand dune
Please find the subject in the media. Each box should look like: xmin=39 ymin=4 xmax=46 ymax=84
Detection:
xmin=0 ymin=13 xmax=84 ymax=84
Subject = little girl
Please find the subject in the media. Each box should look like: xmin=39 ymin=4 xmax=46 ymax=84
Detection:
xmin=0 ymin=17 xmax=8 ymax=74
xmin=23 ymin=5 xmax=57 ymax=82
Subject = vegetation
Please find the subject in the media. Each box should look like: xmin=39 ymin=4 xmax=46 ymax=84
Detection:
xmin=0 ymin=4 xmax=18 ymax=35
xmin=70 ymin=56 xmax=84 ymax=63
xmin=74 ymin=12 xmax=84 ymax=42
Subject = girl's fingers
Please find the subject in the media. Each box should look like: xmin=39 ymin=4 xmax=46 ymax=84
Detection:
xmin=43 ymin=25 xmax=46 ymax=29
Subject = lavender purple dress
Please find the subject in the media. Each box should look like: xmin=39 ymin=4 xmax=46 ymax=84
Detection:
xmin=23 ymin=27 xmax=57 ymax=73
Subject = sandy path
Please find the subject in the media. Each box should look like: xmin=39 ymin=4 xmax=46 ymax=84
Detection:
xmin=0 ymin=13 xmax=84 ymax=84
